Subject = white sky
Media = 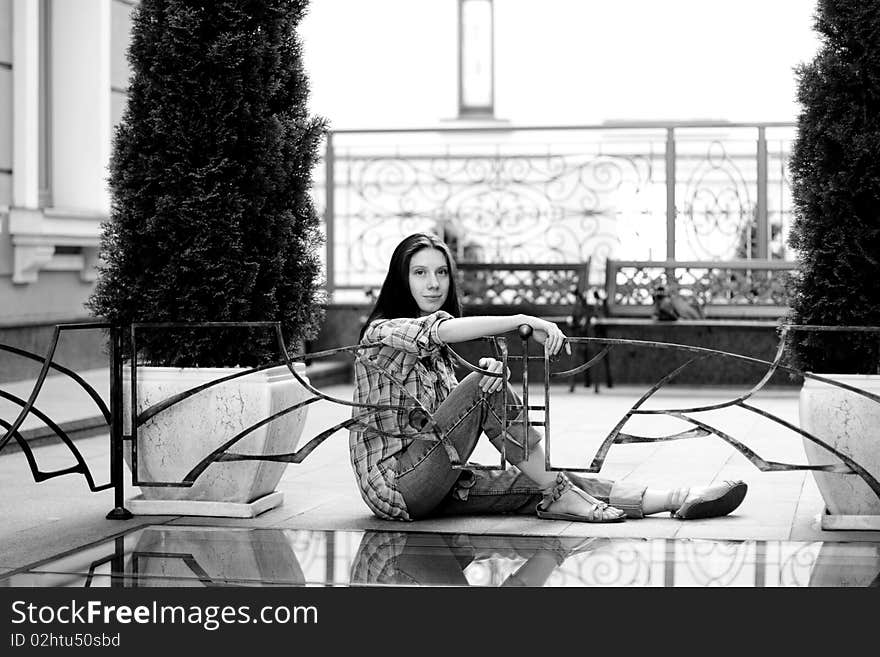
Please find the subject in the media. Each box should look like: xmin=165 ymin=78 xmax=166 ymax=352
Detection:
xmin=300 ymin=0 xmax=821 ymax=129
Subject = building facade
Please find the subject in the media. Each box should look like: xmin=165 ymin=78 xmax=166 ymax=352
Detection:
xmin=0 ymin=0 xmax=134 ymax=329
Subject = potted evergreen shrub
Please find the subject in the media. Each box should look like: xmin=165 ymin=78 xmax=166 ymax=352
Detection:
xmin=88 ymin=0 xmax=326 ymax=516
xmin=788 ymin=0 xmax=880 ymax=523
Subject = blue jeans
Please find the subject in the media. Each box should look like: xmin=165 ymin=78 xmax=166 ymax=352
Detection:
xmin=395 ymin=373 xmax=647 ymax=519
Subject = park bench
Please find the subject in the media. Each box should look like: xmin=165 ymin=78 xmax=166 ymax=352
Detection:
xmin=326 ymin=262 xmax=595 ymax=389
xmin=589 ymin=259 xmax=798 ymax=389
xmin=455 ymin=261 xmax=594 ymax=390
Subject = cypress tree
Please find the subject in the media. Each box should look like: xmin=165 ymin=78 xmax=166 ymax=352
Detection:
xmin=88 ymin=0 xmax=326 ymax=367
xmin=787 ymin=0 xmax=880 ymax=373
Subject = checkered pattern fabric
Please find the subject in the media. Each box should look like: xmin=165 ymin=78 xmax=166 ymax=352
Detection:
xmin=349 ymin=531 xmax=415 ymax=584
xmin=349 ymin=310 xmax=458 ymax=520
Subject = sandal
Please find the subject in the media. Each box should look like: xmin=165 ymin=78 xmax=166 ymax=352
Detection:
xmin=667 ymin=480 xmax=748 ymax=519
xmin=536 ymin=473 xmax=626 ymax=523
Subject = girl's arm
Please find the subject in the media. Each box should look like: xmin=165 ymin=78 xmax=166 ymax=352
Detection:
xmin=437 ymin=314 xmax=571 ymax=355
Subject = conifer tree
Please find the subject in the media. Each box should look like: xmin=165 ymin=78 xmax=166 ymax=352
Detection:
xmin=88 ymin=0 xmax=326 ymax=367
xmin=787 ymin=0 xmax=880 ymax=373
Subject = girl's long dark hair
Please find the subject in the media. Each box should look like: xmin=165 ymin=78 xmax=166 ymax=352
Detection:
xmin=360 ymin=233 xmax=462 ymax=339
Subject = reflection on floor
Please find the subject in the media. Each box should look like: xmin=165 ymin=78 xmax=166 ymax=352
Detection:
xmin=2 ymin=525 xmax=879 ymax=588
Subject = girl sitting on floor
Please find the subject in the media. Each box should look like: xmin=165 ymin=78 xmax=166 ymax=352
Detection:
xmin=349 ymin=233 xmax=747 ymax=523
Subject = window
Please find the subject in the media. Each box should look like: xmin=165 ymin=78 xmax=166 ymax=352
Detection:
xmin=458 ymin=0 xmax=494 ymax=118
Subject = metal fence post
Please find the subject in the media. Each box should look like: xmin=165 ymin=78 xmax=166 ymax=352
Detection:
xmin=665 ymin=127 xmax=676 ymax=260
xmin=325 ymin=530 xmax=336 ymax=584
xmin=110 ymin=536 xmax=127 ymax=587
xmin=665 ymin=127 xmax=676 ymax=280
xmin=664 ymin=538 xmax=675 ymax=587
xmin=106 ymin=325 xmax=132 ymax=520
xmin=756 ymin=126 xmax=769 ymax=259
xmin=324 ymin=131 xmax=336 ymax=299
xmin=754 ymin=540 xmax=766 ymax=587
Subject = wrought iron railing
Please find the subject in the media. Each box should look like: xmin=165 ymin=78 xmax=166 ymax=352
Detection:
xmin=0 ymin=323 xmax=129 ymax=520
xmin=315 ymin=122 xmax=797 ymax=299
xmin=1 ymin=322 xmax=878 ymax=521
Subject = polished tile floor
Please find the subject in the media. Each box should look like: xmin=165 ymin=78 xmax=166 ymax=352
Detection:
xmin=3 ymin=524 xmax=878 ymax=588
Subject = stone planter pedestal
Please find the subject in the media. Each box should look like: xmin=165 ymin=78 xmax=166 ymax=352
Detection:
xmin=123 ymin=364 xmax=309 ymax=518
xmin=800 ymin=374 xmax=880 ymax=530
xmin=129 ymin=526 xmax=307 ymax=586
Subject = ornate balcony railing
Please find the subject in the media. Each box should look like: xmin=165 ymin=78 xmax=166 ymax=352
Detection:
xmin=314 ymin=121 xmax=797 ymax=299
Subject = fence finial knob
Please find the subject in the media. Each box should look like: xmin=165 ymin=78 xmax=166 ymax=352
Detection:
xmin=518 ymin=324 xmax=533 ymax=340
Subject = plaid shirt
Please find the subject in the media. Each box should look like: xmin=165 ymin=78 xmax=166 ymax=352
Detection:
xmin=349 ymin=531 xmax=416 ymax=585
xmin=349 ymin=310 xmax=458 ymax=520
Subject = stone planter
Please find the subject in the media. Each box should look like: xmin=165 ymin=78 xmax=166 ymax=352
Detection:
xmin=799 ymin=374 xmax=880 ymax=525
xmin=123 ymin=363 xmax=310 ymax=516
xmin=807 ymin=543 xmax=880 ymax=587
xmin=129 ymin=526 xmax=306 ymax=586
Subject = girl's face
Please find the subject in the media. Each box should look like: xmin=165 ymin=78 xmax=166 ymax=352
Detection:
xmin=408 ymin=247 xmax=450 ymax=316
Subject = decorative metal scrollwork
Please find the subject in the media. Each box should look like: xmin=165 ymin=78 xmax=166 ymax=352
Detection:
xmin=332 ymin=143 xmax=655 ymax=287
xmin=679 ymin=139 xmax=754 ymax=260
xmin=321 ymin=126 xmax=797 ymax=294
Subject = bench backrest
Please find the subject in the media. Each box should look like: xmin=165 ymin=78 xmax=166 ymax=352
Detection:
xmin=456 ymin=262 xmax=590 ymax=320
xmin=603 ymin=260 xmax=797 ymax=319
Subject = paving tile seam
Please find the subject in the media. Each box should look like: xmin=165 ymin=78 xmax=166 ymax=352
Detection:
xmin=785 ymin=472 xmax=813 ymax=542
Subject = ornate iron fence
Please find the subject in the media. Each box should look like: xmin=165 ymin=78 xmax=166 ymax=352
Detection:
xmin=0 ymin=323 xmax=130 ymax=520
xmin=1 ymin=322 xmax=878 ymax=522
xmin=316 ymin=122 xmax=797 ymax=298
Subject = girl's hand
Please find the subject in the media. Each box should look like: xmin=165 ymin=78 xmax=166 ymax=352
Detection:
xmin=526 ymin=317 xmax=571 ymax=357
xmin=478 ymin=357 xmax=510 ymax=393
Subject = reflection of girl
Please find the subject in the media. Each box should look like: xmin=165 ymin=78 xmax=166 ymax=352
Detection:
xmin=349 ymin=233 xmax=747 ymax=524
xmin=349 ymin=531 xmax=606 ymax=587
